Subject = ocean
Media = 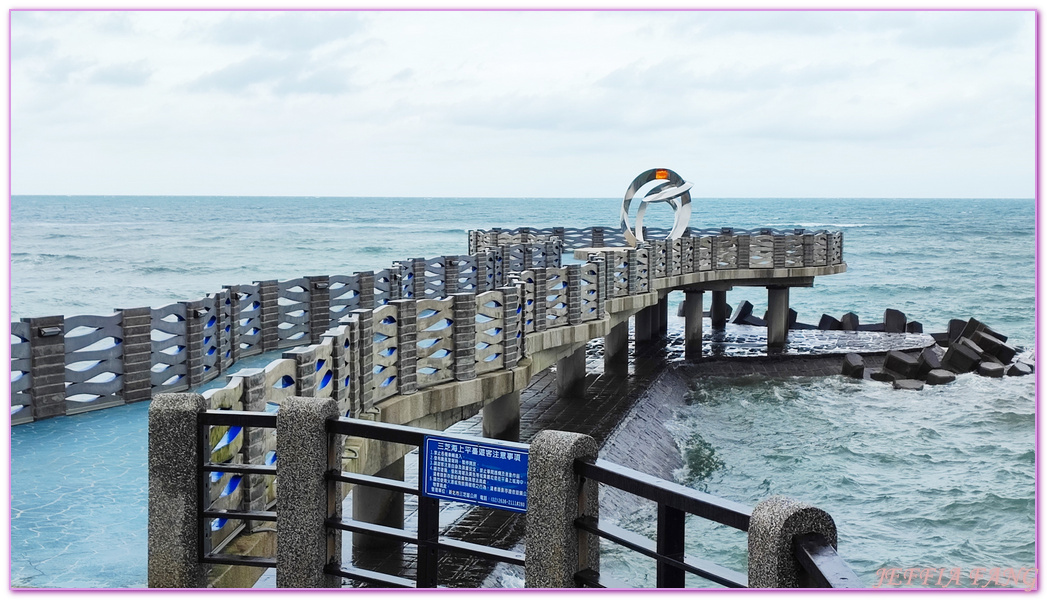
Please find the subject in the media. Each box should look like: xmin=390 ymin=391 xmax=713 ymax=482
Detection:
xmin=9 ymin=196 xmax=1036 ymax=588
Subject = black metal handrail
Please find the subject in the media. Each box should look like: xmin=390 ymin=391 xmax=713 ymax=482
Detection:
xmin=572 ymin=457 xmax=751 ymax=589
xmin=324 ymin=416 xmax=528 ymax=588
xmin=196 ymin=410 xmax=278 ymax=568
xmin=794 ymin=533 xmax=863 ymax=588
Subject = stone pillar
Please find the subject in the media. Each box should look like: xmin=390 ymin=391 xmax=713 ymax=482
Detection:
xmin=119 ymin=307 xmax=153 ymax=403
xmin=353 ymin=458 xmax=405 ymax=551
xmin=24 ymin=315 xmax=66 ymax=420
xmin=748 ymin=496 xmax=839 ymax=588
xmin=684 ymin=290 xmax=704 ymax=360
xmin=482 ymin=390 xmax=521 ymax=442
xmin=276 ymin=396 xmax=341 ymax=588
xmin=307 ymin=275 xmax=331 ymax=343
xmin=391 ymin=299 xmax=417 ymax=395
xmin=147 ymin=393 xmax=208 ymax=588
xmin=555 ymin=346 xmax=587 ymax=398
xmin=657 ymin=296 xmax=668 ymax=335
xmin=525 ymin=430 xmax=599 ymax=588
xmin=356 ymin=271 xmax=376 ymax=309
xmin=566 ymin=264 xmax=582 ymax=326
xmin=603 ymin=321 xmax=629 ymax=371
xmin=767 ymin=286 xmax=790 ymax=349
xmin=634 ymin=305 xmax=656 ymax=343
xmin=711 ymin=291 xmax=728 ymax=331
xmin=183 ymin=298 xmax=208 ymax=388
xmin=256 ymin=280 xmax=279 ymax=352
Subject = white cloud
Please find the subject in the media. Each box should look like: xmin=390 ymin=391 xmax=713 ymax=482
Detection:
xmin=9 ymin=9 xmax=1035 ymax=198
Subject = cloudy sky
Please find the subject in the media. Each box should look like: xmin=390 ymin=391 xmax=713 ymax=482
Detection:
xmin=10 ymin=10 xmax=1036 ymax=198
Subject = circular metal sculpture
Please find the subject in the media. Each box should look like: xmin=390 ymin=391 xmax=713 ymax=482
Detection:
xmin=620 ymin=168 xmax=693 ymax=247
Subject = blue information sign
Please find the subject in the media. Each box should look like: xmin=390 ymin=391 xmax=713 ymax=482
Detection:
xmin=422 ymin=436 xmax=528 ymax=513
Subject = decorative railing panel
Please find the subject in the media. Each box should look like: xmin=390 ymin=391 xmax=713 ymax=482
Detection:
xmin=64 ymin=313 xmax=124 ymax=413
xmin=783 ymin=234 xmax=804 ymax=268
xmin=608 ymin=251 xmax=630 ymax=298
xmin=714 ymin=234 xmax=738 ymax=270
xmin=195 ymin=295 xmax=222 ymax=383
xmin=373 ymin=268 xmax=400 ymax=305
xmin=749 ymin=234 xmax=775 ymax=269
xmin=545 ymin=267 xmax=569 ymax=328
xmin=236 ymin=283 xmax=263 ymax=357
xmin=456 ymin=255 xmax=480 ymax=293
xmin=372 ymin=303 xmax=399 ymax=402
xmin=424 ymin=257 xmax=449 ymax=298
xmin=415 ymin=298 xmax=455 ymax=388
xmin=201 ymin=376 xmax=246 ymax=549
xmin=276 ymin=278 xmax=310 ymax=347
xmin=475 ymin=291 xmax=505 ymax=374
xmin=151 ymin=303 xmax=188 ymax=394
xmin=515 ymin=270 xmax=537 ymax=334
xmin=11 ymin=322 xmax=32 ymax=423
xmin=328 ymin=275 xmax=361 ymax=327
xmin=636 ymin=247 xmax=650 ymax=293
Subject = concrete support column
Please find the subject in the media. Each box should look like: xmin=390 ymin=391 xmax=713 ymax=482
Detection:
xmin=555 ymin=346 xmax=587 ymax=398
xmin=147 ymin=393 xmax=208 ymax=588
xmin=747 ymin=496 xmax=839 ymax=588
xmin=711 ymin=291 xmax=729 ymax=331
xmin=603 ymin=321 xmax=629 ymax=371
xmin=352 ymin=458 xmax=405 ymax=551
xmin=657 ymin=296 xmax=668 ymax=335
xmin=634 ymin=306 xmax=655 ymax=343
xmin=482 ymin=390 xmax=521 ymax=442
xmin=767 ymin=286 xmax=790 ymax=349
xmin=525 ymin=430 xmax=600 ymax=588
xmin=276 ymin=396 xmax=341 ymax=588
xmin=684 ymin=290 xmax=704 ymax=361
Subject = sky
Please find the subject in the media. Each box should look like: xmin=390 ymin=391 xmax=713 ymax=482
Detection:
xmin=9 ymin=9 xmax=1037 ymax=199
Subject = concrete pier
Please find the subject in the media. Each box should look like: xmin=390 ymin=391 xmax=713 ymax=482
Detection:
xmin=711 ymin=290 xmax=729 ymax=330
xmin=684 ymin=290 xmax=704 ymax=360
xmin=352 ymin=458 xmax=405 ymax=552
xmin=555 ymin=346 xmax=587 ymax=398
xmin=603 ymin=321 xmax=629 ymax=371
xmin=634 ymin=306 xmax=656 ymax=342
xmin=482 ymin=391 xmax=521 ymax=442
xmin=657 ymin=296 xmax=668 ymax=335
xmin=767 ymin=286 xmax=790 ymax=349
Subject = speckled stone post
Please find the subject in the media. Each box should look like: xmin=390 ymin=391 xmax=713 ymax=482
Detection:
xmin=276 ymin=396 xmax=341 ymax=588
xmin=148 ymin=393 xmax=208 ymax=588
xmin=525 ymin=430 xmax=599 ymax=588
xmin=748 ymin=495 xmax=838 ymax=588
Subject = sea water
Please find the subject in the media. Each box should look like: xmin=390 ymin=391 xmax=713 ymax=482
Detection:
xmin=9 ymin=196 xmax=1035 ymax=588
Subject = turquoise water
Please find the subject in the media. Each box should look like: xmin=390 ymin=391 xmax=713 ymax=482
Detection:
xmin=9 ymin=196 xmax=1036 ymax=588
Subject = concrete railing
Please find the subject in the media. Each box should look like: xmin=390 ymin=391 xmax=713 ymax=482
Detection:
xmin=11 ymin=226 xmax=845 ymax=427
xmin=9 ymin=240 xmax=562 ymax=425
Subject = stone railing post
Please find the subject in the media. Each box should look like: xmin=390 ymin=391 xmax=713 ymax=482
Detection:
xmin=307 ymin=275 xmax=331 ymax=344
xmin=276 ymin=396 xmax=341 ymax=588
xmin=286 ymin=345 xmax=319 ymax=397
xmin=23 ymin=315 xmax=65 ymax=420
xmin=591 ymin=255 xmax=607 ymax=319
xmin=350 ymin=309 xmax=374 ymax=412
xmin=545 ymin=240 xmax=562 ymax=268
xmin=498 ymin=285 xmax=520 ymax=370
xmin=591 ymin=226 xmax=604 ymax=248
xmin=525 ymin=430 xmax=600 ymax=588
xmin=147 ymin=393 xmax=208 ymax=588
xmin=802 ymin=233 xmax=815 ymax=268
xmin=183 ymin=298 xmax=208 ymax=388
xmin=452 ymin=293 xmax=477 ymax=381
xmin=224 ymin=286 xmax=242 ymax=366
xmin=626 ymin=249 xmax=638 ymax=296
xmin=773 ymin=234 xmax=787 ymax=269
xmin=256 ymin=280 xmax=279 ymax=352
xmin=443 ymin=256 xmax=459 ymax=296
xmin=533 ymin=267 xmax=548 ymax=332
xmin=391 ymin=299 xmax=418 ymax=395
xmin=566 ymin=264 xmax=582 ymax=326
xmin=356 ymin=271 xmax=376 ymax=309
xmin=737 ymin=234 xmax=751 ymax=269
xmin=665 ymin=239 xmax=675 ymax=276
xmin=119 ymin=307 xmax=153 ymax=404
xmin=474 ymin=253 xmax=488 ymax=293
xmin=748 ymin=496 xmax=839 ymax=588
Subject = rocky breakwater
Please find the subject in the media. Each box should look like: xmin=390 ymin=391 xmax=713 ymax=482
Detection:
xmin=841 ymin=317 xmax=1032 ymax=391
